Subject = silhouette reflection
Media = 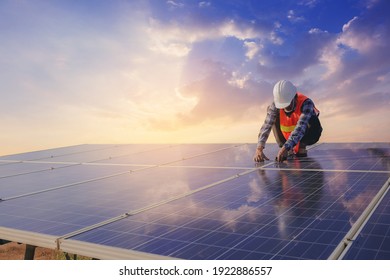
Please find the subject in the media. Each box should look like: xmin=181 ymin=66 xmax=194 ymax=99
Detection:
xmin=367 ymin=148 xmax=390 ymax=171
xmin=256 ymin=158 xmax=324 ymax=240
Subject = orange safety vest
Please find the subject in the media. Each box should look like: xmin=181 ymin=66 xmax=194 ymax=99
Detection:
xmin=279 ymin=92 xmax=319 ymax=153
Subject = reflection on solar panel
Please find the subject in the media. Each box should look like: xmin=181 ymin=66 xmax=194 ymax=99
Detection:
xmin=342 ymin=187 xmax=390 ymax=259
xmin=0 ymin=143 xmax=389 ymax=259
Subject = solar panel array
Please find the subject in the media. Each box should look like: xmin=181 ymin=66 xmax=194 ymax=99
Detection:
xmin=0 ymin=143 xmax=389 ymax=259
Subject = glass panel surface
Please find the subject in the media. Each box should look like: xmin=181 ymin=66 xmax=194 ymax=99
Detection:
xmin=95 ymin=144 xmax=235 ymax=165
xmin=0 ymin=166 xmax=243 ymax=236
xmin=0 ymin=144 xmax=114 ymax=161
xmin=263 ymin=144 xmax=390 ymax=171
xmin=0 ymin=162 xmax=71 ymax=178
xmin=0 ymin=164 xmax=136 ymax=199
xmin=68 ymin=169 xmax=389 ymax=259
xmin=40 ymin=144 xmax=171 ymax=163
xmin=167 ymin=144 xmax=280 ymax=168
xmin=343 ymin=188 xmax=390 ymax=260
xmin=1 ymin=143 xmax=388 ymax=259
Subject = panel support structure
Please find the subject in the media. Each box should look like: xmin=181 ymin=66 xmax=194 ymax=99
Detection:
xmin=24 ymin=244 xmax=37 ymax=260
xmin=0 ymin=227 xmax=58 ymax=250
xmin=59 ymin=239 xmax=180 ymax=260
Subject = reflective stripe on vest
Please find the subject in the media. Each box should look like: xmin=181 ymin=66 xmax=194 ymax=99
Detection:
xmin=280 ymin=124 xmax=296 ymax=133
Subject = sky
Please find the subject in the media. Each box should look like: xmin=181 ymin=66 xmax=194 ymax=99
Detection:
xmin=0 ymin=0 xmax=389 ymax=155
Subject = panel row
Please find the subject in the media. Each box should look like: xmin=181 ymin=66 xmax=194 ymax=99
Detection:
xmin=1 ymin=143 xmax=389 ymax=260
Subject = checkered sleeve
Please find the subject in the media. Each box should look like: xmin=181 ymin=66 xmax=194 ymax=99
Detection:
xmin=257 ymin=103 xmax=277 ymax=148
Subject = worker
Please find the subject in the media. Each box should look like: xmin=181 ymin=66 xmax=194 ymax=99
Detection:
xmin=254 ymin=80 xmax=322 ymax=163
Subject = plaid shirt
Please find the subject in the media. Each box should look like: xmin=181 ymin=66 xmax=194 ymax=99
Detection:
xmin=257 ymin=98 xmax=316 ymax=151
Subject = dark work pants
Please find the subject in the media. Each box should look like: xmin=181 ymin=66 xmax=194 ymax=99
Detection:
xmin=272 ymin=113 xmax=322 ymax=148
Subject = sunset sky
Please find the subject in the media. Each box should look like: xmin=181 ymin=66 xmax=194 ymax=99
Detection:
xmin=1 ymin=0 xmax=389 ymax=155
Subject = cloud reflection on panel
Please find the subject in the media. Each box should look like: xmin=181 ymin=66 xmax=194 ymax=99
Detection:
xmin=256 ymin=159 xmax=324 ymax=240
xmin=142 ymin=159 xmax=324 ymax=241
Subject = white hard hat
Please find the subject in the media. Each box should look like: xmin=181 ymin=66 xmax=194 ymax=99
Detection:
xmin=273 ymin=80 xmax=297 ymax=109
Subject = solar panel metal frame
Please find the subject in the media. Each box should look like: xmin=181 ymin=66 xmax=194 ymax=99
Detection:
xmin=329 ymin=177 xmax=390 ymax=259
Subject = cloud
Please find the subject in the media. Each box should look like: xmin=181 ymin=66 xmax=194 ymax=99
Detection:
xmin=147 ymin=17 xmax=264 ymax=47
xmin=199 ymin=1 xmax=211 ymax=8
xmin=1 ymin=0 xmax=389 ymax=154
xmin=333 ymin=0 xmax=389 ymax=71
xmin=256 ymin=27 xmax=334 ymax=78
xmin=145 ymin=16 xmax=269 ymax=62
xmin=148 ymin=40 xmax=191 ymax=57
xmin=228 ymin=71 xmax=252 ymax=89
xmin=244 ymin=41 xmax=261 ymax=60
xmin=340 ymin=16 xmax=388 ymax=54
xmin=316 ymin=0 xmax=390 ymax=117
xmin=166 ymin=0 xmax=184 ymax=9
xmin=287 ymin=10 xmax=305 ymax=23
xmin=298 ymin=0 xmax=319 ymax=8
xmin=148 ymin=61 xmax=273 ymax=129
xmin=0 ymin=0 xmax=193 ymax=152
xmin=145 ymin=0 xmax=389 ymax=137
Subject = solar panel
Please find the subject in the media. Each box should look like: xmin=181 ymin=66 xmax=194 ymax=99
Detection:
xmin=31 ymin=144 xmax=172 ymax=164
xmin=63 ymin=169 xmax=389 ymax=260
xmin=0 ymin=164 xmax=135 ymax=199
xmin=0 ymin=143 xmax=389 ymax=260
xmin=166 ymin=144 xmax=280 ymax=168
xmin=94 ymin=144 xmax=238 ymax=166
xmin=0 ymin=162 xmax=72 ymax=179
xmin=341 ymin=184 xmax=390 ymax=259
xmin=262 ymin=143 xmax=390 ymax=171
xmin=0 ymin=144 xmax=116 ymax=161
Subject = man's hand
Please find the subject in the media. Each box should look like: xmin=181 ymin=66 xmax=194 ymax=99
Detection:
xmin=253 ymin=146 xmax=269 ymax=162
xmin=276 ymin=146 xmax=288 ymax=162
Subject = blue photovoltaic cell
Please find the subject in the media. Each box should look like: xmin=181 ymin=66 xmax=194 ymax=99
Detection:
xmin=342 ymin=187 xmax=390 ymax=260
xmin=0 ymin=164 xmax=137 ymax=199
xmin=0 ymin=166 xmax=243 ymax=236
xmin=312 ymin=143 xmax=390 ymax=150
xmin=68 ymin=169 xmax=389 ymax=259
xmin=94 ymin=144 xmax=236 ymax=166
xmin=0 ymin=144 xmax=114 ymax=161
xmin=0 ymin=162 xmax=72 ymax=179
xmin=0 ymin=144 xmax=172 ymax=164
xmin=167 ymin=144 xmax=280 ymax=168
xmin=290 ymin=143 xmax=390 ymax=171
xmin=39 ymin=144 xmax=172 ymax=164
xmin=1 ymin=143 xmax=389 ymax=260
